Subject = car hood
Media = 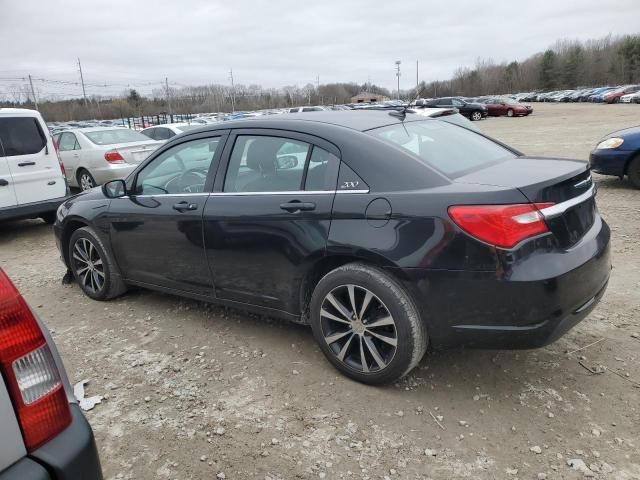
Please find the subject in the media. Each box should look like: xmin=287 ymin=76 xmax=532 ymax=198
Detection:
xmin=603 ymin=125 xmax=640 ymax=139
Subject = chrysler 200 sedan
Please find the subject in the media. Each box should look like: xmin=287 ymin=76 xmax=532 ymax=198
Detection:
xmin=53 ymin=111 xmax=611 ymax=384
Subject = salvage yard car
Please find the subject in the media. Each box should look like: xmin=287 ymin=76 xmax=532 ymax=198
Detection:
xmin=0 ymin=268 xmax=102 ymax=479
xmin=54 ymin=128 xmax=162 ymax=190
xmin=53 ymin=111 xmax=611 ymax=385
xmin=590 ymin=125 xmax=640 ymax=188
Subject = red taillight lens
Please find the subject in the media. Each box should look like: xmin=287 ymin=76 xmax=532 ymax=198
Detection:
xmin=0 ymin=268 xmax=71 ymax=451
xmin=448 ymin=203 xmax=554 ymax=249
xmin=51 ymin=137 xmax=65 ymax=175
xmin=104 ymin=151 xmax=125 ymax=164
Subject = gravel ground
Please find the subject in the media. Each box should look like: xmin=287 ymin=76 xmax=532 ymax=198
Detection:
xmin=1 ymin=103 xmax=639 ymax=480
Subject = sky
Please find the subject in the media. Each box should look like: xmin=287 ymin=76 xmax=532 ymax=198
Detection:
xmin=0 ymin=0 xmax=639 ymax=99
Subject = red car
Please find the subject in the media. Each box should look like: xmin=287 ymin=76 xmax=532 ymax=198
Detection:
xmin=603 ymin=85 xmax=640 ymax=104
xmin=482 ymin=98 xmax=531 ymax=117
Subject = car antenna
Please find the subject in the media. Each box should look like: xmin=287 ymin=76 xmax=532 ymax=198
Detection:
xmin=389 ymin=84 xmax=426 ymax=120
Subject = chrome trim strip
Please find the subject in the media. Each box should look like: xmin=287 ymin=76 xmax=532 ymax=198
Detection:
xmin=130 ymin=189 xmax=370 ymax=198
xmin=539 ymin=184 xmax=595 ymax=219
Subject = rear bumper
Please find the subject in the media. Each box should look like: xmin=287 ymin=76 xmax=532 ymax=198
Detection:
xmin=0 ymin=196 xmax=68 ymax=222
xmin=589 ymin=149 xmax=631 ymax=177
xmin=0 ymin=405 xmax=102 ymax=480
xmin=395 ymin=217 xmax=611 ymax=350
xmin=90 ymin=163 xmax=136 ymax=186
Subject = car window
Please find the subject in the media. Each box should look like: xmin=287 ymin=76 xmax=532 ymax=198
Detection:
xmin=438 ymin=98 xmax=452 ymax=106
xmin=0 ymin=117 xmax=47 ymax=156
xmin=305 ymin=147 xmax=339 ymax=191
xmin=224 ymin=135 xmax=311 ymax=193
xmin=154 ymin=128 xmax=173 ymax=140
xmin=135 ymin=137 xmax=221 ymax=195
xmin=84 ymin=129 xmax=150 ymax=145
xmin=452 ymin=99 xmax=465 ymax=107
xmin=368 ymin=119 xmax=515 ymax=178
xmin=59 ymin=132 xmax=80 ymax=151
xmin=141 ymin=128 xmax=156 ymax=140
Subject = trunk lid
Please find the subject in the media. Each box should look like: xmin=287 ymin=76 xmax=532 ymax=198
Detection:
xmin=111 ymin=141 xmax=162 ymax=165
xmin=454 ymin=157 xmax=596 ymax=247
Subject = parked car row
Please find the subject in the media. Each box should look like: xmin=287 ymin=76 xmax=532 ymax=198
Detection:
xmin=513 ymin=85 xmax=640 ymax=104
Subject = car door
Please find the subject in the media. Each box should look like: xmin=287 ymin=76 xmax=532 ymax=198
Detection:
xmin=0 ymin=152 xmax=17 ymax=208
xmin=107 ymin=131 xmax=228 ymax=296
xmin=202 ymin=129 xmax=340 ymax=314
xmin=57 ymin=132 xmax=82 ymax=184
xmin=0 ymin=115 xmax=65 ymax=204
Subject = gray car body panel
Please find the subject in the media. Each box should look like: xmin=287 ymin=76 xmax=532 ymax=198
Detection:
xmin=0 ymin=376 xmax=26 ymax=472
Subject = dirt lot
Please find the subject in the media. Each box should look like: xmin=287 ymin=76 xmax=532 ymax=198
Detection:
xmin=1 ymin=103 xmax=639 ymax=480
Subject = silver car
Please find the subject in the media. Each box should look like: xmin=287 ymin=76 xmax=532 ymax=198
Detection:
xmin=0 ymin=268 xmax=102 ymax=479
xmin=54 ymin=127 xmax=162 ymax=190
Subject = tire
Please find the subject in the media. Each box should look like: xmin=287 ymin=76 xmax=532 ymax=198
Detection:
xmin=470 ymin=111 xmax=482 ymax=121
xmin=68 ymin=226 xmax=127 ymax=300
xmin=627 ymin=155 xmax=640 ymax=189
xmin=77 ymin=169 xmax=96 ymax=191
xmin=506 ymin=108 xmax=514 ymax=117
xmin=40 ymin=211 xmax=56 ymax=224
xmin=309 ymin=263 xmax=427 ymax=385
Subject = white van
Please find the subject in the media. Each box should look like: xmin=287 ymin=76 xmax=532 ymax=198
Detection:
xmin=0 ymin=108 xmax=68 ymax=223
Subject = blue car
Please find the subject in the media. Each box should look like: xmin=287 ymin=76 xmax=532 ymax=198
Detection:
xmin=590 ymin=125 xmax=640 ymax=188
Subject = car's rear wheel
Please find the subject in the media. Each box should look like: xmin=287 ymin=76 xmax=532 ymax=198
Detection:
xmin=77 ymin=169 xmax=96 ymax=191
xmin=506 ymin=108 xmax=514 ymax=117
xmin=627 ymin=155 xmax=640 ymax=189
xmin=68 ymin=226 xmax=127 ymax=300
xmin=309 ymin=263 xmax=427 ymax=385
xmin=471 ymin=111 xmax=482 ymax=121
xmin=40 ymin=211 xmax=56 ymax=224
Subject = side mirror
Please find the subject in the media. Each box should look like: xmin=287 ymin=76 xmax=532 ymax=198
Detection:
xmin=102 ymin=179 xmax=127 ymax=198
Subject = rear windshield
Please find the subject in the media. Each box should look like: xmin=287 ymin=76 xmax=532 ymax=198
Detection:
xmin=84 ymin=129 xmax=150 ymax=145
xmin=368 ymin=120 xmax=515 ymax=178
xmin=0 ymin=117 xmax=47 ymax=156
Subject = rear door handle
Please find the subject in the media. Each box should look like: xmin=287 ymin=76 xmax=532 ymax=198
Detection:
xmin=18 ymin=161 xmax=36 ymax=167
xmin=279 ymin=201 xmax=316 ymax=212
xmin=172 ymin=201 xmax=198 ymax=212
xmin=0 ymin=179 xmax=8 ymax=186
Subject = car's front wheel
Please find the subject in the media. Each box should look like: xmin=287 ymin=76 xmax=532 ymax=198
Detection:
xmin=506 ymin=108 xmax=514 ymax=117
xmin=309 ymin=263 xmax=427 ymax=385
xmin=470 ymin=111 xmax=483 ymax=121
xmin=68 ymin=226 xmax=127 ymax=300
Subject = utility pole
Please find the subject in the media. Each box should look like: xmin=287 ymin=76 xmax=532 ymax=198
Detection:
xmin=77 ymin=58 xmax=88 ymax=107
xmin=229 ymin=68 xmax=236 ymax=112
xmin=165 ymin=77 xmax=172 ymax=116
xmin=416 ymin=60 xmax=419 ymax=91
xmin=395 ymin=60 xmax=401 ymax=100
xmin=28 ymin=75 xmax=38 ymax=111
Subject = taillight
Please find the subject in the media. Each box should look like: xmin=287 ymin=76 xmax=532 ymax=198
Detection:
xmin=448 ymin=203 xmax=554 ymax=249
xmin=0 ymin=268 xmax=71 ymax=451
xmin=51 ymin=137 xmax=65 ymax=176
xmin=104 ymin=151 xmax=125 ymax=164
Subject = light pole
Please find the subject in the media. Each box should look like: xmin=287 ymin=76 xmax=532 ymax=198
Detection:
xmin=395 ymin=60 xmax=401 ymax=100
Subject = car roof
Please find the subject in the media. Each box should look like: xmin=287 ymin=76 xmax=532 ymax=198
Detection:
xmin=60 ymin=126 xmax=132 ymax=133
xmin=0 ymin=107 xmax=42 ymax=117
xmin=190 ymin=110 xmax=438 ymax=134
xmin=144 ymin=123 xmax=192 ymax=129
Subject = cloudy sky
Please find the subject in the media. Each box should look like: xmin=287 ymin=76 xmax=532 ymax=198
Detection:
xmin=0 ymin=0 xmax=638 ymax=99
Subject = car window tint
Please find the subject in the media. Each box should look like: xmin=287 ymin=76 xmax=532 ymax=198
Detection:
xmin=368 ymin=120 xmax=515 ymax=178
xmin=135 ymin=137 xmax=220 ymax=195
xmin=305 ymin=147 xmax=339 ymax=191
xmin=141 ymin=128 xmax=156 ymax=140
xmin=155 ymin=128 xmax=172 ymax=140
xmin=0 ymin=117 xmax=46 ymax=156
xmin=224 ymin=135 xmax=310 ymax=193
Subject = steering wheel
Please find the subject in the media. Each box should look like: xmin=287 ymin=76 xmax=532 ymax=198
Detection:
xmin=167 ymin=168 xmax=207 ymax=193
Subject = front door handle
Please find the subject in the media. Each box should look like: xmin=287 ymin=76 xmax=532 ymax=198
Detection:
xmin=279 ymin=201 xmax=316 ymax=212
xmin=18 ymin=161 xmax=36 ymax=167
xmin=0 ymin=179 xmax=8 ymax=186
xmin=173 ymin=201 xmax=198 ymax=212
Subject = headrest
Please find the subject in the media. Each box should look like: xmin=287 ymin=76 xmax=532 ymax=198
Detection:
xmin=246 ymin=137 xmax=283 ymax=172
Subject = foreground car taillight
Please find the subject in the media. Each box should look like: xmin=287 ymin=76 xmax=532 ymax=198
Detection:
xmin=51 ymin=137 xmax=65 ymax=175
xmin=448 ymin=203 xmax=554 ymax=249
xmin=104 ymin=150 xmax=125 ymax=164
xmin=0 ymin=268 xmax=71 ymax=451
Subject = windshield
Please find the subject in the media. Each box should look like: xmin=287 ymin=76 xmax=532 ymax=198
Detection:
xmin=84 ymin=129 xmax=151 ymax=145
xmin=368 ymin=120 xmax=515 ymax=178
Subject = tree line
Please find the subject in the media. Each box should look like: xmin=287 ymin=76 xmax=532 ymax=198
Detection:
xmin=1 ymin=34 xmax=638 ymax=121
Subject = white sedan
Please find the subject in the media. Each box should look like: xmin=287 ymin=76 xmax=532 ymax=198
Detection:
xmin=55 ymin=127 xmax=163 ymax=190
xmin=620 ymin=92 xmax=640 ymax=103
xmin=140 ymin=123 xmax=200 ymax=142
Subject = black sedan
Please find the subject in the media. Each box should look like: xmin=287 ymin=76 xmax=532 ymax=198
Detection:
xmin=54 ymin=111 xmax=611 ymax=384
xmin=423 ymin=97 xmax=488 ymax=121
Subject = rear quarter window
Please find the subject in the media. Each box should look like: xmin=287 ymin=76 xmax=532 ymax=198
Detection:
xmin=368 ymin=119 xmax=515 ymax=178
xmin=0 ymin=117 xmax=47 ymax=156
